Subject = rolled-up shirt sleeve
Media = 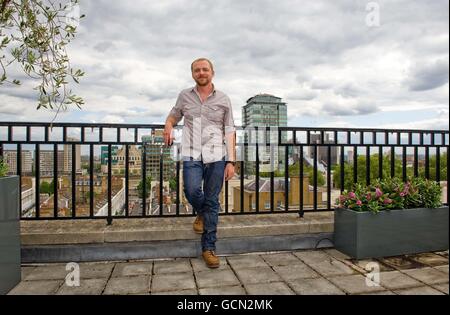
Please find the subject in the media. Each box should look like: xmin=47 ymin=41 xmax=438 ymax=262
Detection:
xmin=224 ymin=96 xmax=236 ymax=135
xmin=168 ymin=93 xmax=184 ymax=125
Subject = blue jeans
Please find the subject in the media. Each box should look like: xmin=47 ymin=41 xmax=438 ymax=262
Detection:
xmin=183 ymin=157 xmax=226 ymax=251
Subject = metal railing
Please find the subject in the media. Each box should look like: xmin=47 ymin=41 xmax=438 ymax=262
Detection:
xmin=0 ymin=121 xmax=448 ymax=224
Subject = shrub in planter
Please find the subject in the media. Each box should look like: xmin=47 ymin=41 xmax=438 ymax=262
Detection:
xmin=334 ymin=177 xmax=448 ymax=259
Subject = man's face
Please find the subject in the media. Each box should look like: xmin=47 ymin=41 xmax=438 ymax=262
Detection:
xmin=192 ymin=60 xmax=214 ymax=87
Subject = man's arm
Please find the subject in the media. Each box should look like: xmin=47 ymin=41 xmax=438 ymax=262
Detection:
xmin=164 ymin=115 xmax=178 ymax=146
xmin=225 ymin=131 xmax=236 ymax=162
xmin=164 ymin=93 xmax=184 ymax=146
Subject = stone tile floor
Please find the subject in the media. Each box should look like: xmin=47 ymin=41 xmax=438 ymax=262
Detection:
xmin=9 ymin=249 xmax=449 ymax=295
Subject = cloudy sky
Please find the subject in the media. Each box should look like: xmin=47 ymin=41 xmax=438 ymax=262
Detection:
xmin=0 ymin=0 xmax=449 ymax=130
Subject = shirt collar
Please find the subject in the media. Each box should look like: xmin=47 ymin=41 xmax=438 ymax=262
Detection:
xmin=191 ymin=84 xmax=216 ymax=95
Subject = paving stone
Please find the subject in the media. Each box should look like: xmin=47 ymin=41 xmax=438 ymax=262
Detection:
xmin=79 ymin=262 xmax=115 ymax=279
xmin=153 ymin=259 xmax=192 ymax=274
xmin=434 ymin=265 xmax=449 ymax=274
xmin=328 ymin=274 xmax=386 ymax=294
xmin=379 ymin=271 xmax=422 ymax=290
xmin=23 ymin=264 xmax=69 ymax=281
xmin=199 ymin=285 xmax=246 ymax=295
xmin=287 ymin=278 xmax=345 ymax=295
xmin=190 ymin=257 xmax=230 ymax=272
xmin=234 ymin=267 xmax=282 ymax=284
xmin=21 ymin=266 xmax=37 ymax=280
xmin=245 ymin=282 xmax=295 ymax=295
xmin=380 ymin=256 xmax=425 ymax=270
xmin=226 ymin=255 xmax=269 ymax=269
xmin=402 ymin=267 xmax=449 ymax=285
xmin=407 ymin=253 xmax=449 ymax=267
xmin=305 ymin=258 xmax=357 ymax=277
xmin=394 ymin=286 xmax=444 ymax=295
xmin=8 ymin=280 xmax=62 ymax=295
xmin=112 ymin=262 xmax=153 ymax=277
xmin=152 ymin=289 xmax=198 ymax=295
xmin=273 ymin=263 xmax=320 ymax=281
xmin=261 ymin=253 xmax=303 ymax=267
xmin=56 ymin=279 xmax=107 ymax=295
xmin=151 ymin=273 xmax=196 ymax=292
xmin=432 ymin=283 xmax=449 ymax=295
xmin=293 ymin=250 xmax=332 ymax=265
xmin=103 ymin=276 xmax=150 ymax=295
xmin=195 ymin=269 xmax=240 ymax=288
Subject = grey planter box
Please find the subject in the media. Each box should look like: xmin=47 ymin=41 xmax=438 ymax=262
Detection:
xmin=0 ymin=176 xmax=21 ymax=295
xmin=334 ymin=206 xmax=449 ymax=259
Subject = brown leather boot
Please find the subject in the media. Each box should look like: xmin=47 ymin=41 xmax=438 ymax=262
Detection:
xmin=193 ymin=215 xmax=204 ymax=234
xmin=202 ymin=250 xmax=220 ymax=268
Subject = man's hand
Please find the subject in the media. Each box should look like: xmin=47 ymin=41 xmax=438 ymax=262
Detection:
xmin=224 ymin=163 xmax=235 ymax=181
xmin=163 ymin=124 xmax=174 ymax=146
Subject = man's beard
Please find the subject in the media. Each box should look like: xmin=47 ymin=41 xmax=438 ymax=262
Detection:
xmin=195 ymin=77 xmax=210 ymax=86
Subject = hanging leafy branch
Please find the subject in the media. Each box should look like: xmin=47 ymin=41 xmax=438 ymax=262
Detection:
xmin=0 ymin=0 xmax=85 ymax=119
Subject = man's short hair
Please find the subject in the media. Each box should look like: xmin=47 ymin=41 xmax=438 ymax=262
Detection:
xmin=191 ymin=58 xmax=214 ymax=73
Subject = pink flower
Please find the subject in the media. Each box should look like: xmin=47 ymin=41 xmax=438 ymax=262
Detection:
xmin=375 ymin=188 xmax=383 ymax=198
xmin=356 ymin=200 xmax=362 ymax=206
xmin=348 ymin=192 xmax=356 ymax=199
xmin=400 ymin=192 xmax=406 ymax=197
xmin=339 ymin=195 xmax=347 ymax=202
xmin=366 ymin=193 xmax=372 ymax=200
xmin=383 ymin=198 xmax=393 ymax=204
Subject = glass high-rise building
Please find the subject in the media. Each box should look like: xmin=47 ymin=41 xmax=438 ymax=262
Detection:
xmin=242 ymin=94 xmax=287 ymax=174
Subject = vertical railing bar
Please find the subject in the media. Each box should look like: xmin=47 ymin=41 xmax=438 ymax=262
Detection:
xmin=414 ymin=146 xmax=419 ymax=177
xmin=402 ymin=146 xmax=407 ymax=182
xmin=142 ymin=145 xmax=147 ymax=216
xmin=353 ymin=146 xmax=358 ymax=184
xmin=327 ymin=145 xmax=331 ymax=211
xmin=17 ymin=144 xmax=22 ymax=215
xmin=240 ymin=160 xmax=244 ymax=213
xmin=35 ymin=144 xmax=40 ymax=218
xmin=299 ymin=146 xmax=304 ymax=217
xmin=390 ymin=146 xmax=395 ymax=178
xmin=285 ymin=146 xmax=289 ymax=212
xmin=107 ymin=144 xmax=112 ymax=225
xmin=425 ymin=146 xmax=430 ymax=179
xmin=159 ymin=148 xmax=163 ymax=216
xmin=366 ymin=146 xmax=370 ymax=186
xmin=89 ymin=144 xmax=94 ymax=218
xmin=313 ymin=145 xmax=318 ymax=211
xmin=53 ymin=144 xmax=58 ymax=218
xmin=378 ymin=146 xmax=383 ymax=180
xmin=436 ymin=147 xmax=440 ymax=183
xmin=176 ymin=160 xmax=180 ymax=215
xmin=71 ymin=144 xmax=76 ymax=218
xmin=340 ymin=146 xmax=345 ymax=193
xmin=255 ymin=143 xmax=259 ymax=213
xmin=125 ymin=145 xmax=129 ymax=217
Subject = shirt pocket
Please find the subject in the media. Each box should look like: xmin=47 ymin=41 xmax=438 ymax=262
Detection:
xmin=206 ymin=104 xmax=225 ymax=124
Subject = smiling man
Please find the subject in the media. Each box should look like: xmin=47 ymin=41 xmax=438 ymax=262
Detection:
xmin=164 ymin=58 xmax=236 ymax=268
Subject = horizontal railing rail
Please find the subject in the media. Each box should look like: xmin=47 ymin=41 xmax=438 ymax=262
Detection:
xmin=0 ymin=121 xmax=448 ymax=224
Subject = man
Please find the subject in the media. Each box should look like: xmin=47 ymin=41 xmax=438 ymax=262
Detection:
xmin=164 ymin=58 xmax=236 ymax=268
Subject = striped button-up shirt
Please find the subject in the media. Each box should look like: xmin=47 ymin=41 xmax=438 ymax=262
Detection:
xmin=169 ymin=86 xmax=235 ymax=163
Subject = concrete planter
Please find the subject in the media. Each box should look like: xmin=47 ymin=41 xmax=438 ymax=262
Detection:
xmin=334 ymin=206 xmax=449 ymax=259
xmin=0 ymin=176 xmax=21 ymax=295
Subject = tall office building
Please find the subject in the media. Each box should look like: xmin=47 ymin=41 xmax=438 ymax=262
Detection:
xmin=63 ymin=137 xmax=81 ymax=174
xmin=142 ymin=130 xmax=175 ymax=181
xmin=308 ymin=133 xmax=338 ymax=166
xmin=3 ymin=150 xmax=33 ymax=175
xmin=242 ymin=94 xmax=287 ymax=174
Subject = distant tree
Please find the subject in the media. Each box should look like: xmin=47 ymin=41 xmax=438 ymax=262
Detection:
xmin=137 ymin=176 xmax=152 ymax=199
